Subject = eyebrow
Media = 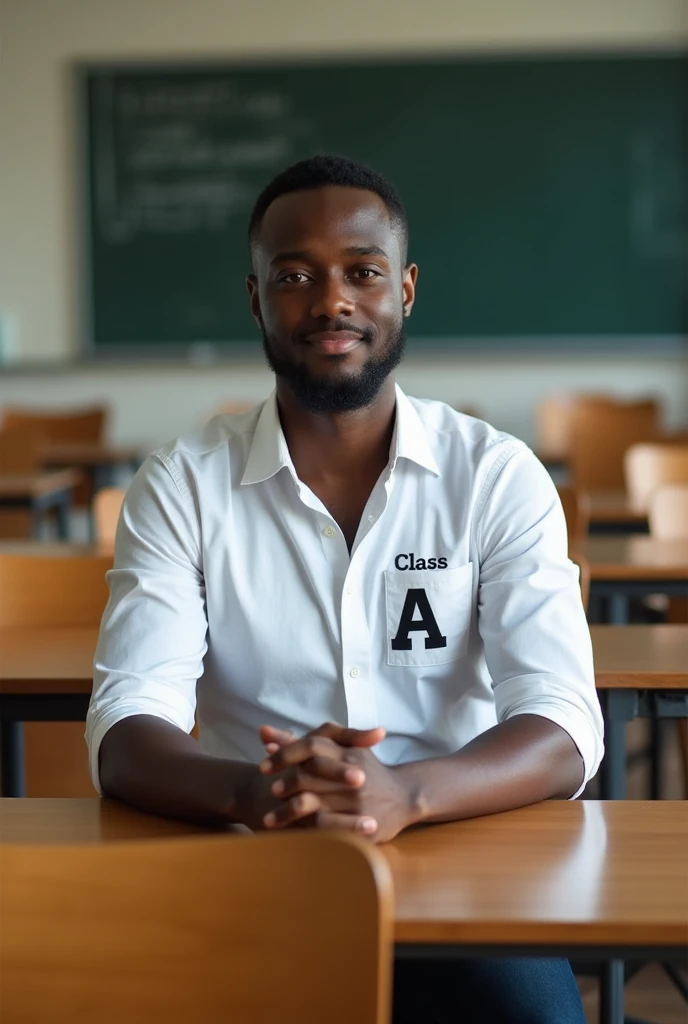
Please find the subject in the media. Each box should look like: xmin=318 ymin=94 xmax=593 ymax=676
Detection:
xmin=270 ymin=244 xmax=391 ymax=266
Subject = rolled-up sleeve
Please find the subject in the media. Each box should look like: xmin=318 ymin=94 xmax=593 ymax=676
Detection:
xmin=476 ymin=447 xmax=604 ymax=797
xmin=86 ymin=453 xmax=207 ymax=793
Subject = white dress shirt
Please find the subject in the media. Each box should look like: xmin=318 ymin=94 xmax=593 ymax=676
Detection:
xmin=87 ymin=386 xmax=604 ymax=796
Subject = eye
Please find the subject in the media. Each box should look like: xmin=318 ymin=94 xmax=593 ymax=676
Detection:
xmin=277 ymin=272 xmax=311 ymax=285
xmin=350 ymin=268 xmax=381 ymax=280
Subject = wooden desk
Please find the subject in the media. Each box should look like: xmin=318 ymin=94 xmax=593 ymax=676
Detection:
xmin=0 ymin=541 xmax=106 ymax=558
xmin=576 ymin=536 xmax=688 ymax=623
xmin=41 ymin=442 xmax=142 ymax=491
xmin=0 ymin=470 xmax=80 ymax=539
xmin=588 ymin=492 xmax=648 ymax=535
xmin=590 ymin=625 xmax=688 ymax=799
xmin=2 ymin=624 xmax=688 ymax=799
xmin=1 ymin=798 xmax=685 ymax=955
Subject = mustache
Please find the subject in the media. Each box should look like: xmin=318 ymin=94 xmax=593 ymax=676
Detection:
xmin=297 ymin=319 xmax=375 ymax=344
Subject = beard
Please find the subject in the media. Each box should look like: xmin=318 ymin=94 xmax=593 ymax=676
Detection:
xmin=261 ymin=320 xmax=407 ymax=414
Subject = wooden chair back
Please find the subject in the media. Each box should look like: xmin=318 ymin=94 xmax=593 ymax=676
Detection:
xmin=0 ymin=427 xmax=42 ymax=537
xmin=557 ymin=485 xmax=590 ymax=544
xmin=535 ymin=393 xmax=613 ymax=460
xmin=0 ymin=831 xmax=394 ymax=1024
xmin=0 ymin=553 xmax=111 ymax=628
xmin=569 ymin=399 xmax=660 ymax=491
xmin=648 ymin=483 xmax=688 ymax=540
xmin=0 ymin=553 xmax=111 ymax=796
xmin=2 ymin=405 xmax=108 ymax=508
xmin=93 ymin=487 xmax=125 ymax=551
xmin=624 ymin=443 xmax=688 ymax=510
xmin=2 ymin=405 xmax=107 ymax=444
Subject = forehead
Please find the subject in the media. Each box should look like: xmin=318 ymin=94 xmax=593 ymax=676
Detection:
xmin=255 ymin=186 xmax=400 ymax=261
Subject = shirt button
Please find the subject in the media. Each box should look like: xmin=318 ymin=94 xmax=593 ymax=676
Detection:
xmin=367 ymin=514 xmax=375 ymax=522
xmin=345 ymin=583 xmax=354 ymax=595
xmin=349 ymin=667 xmax=360 ymax=678
xmin=323 ymin=526 xmax=336 ymax=538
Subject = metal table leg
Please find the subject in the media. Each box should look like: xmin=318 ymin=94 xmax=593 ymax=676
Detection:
xmin=608 ymin=594 xmax=630 ymax=625
xmin=599 ymin=959 xmax=625 ymax=1024
xmin=54 ymin=489 xmax=71 ymax=540
xmin=1 ymin=719 xmax=25 ymax=796
xmin=600 ymin=691 xmax=629 ymax=800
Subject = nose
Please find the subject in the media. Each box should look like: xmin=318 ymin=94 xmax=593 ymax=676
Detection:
xmin=310 ymin=273 xmax=355 ymax=320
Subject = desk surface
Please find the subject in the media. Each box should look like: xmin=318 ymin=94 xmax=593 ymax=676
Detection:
xmin=578 ymin=537 xmax=688 ymax=580
xmin=588 ymin=492 xmax=648 ymax=525
xmin=0 ymin=541 xmax=107 ymax=558
xmin=0 ymin=469 xmax=81 ymax=499
xmin=2 ymin=625 xmax=686 ymax=695
xmin=590 ymin=624 xmax=688 ymax=689
xmin=42 ymin=442 xmax=142 ymax=467
xmin=1 ymin=798 xmax=686 ymax=949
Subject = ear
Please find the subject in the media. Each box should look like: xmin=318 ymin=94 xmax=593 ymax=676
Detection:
xmin=246 ymin=274 xmax=263 ymax=330
xmin=402 ymin=263 xmax=418 ymax=318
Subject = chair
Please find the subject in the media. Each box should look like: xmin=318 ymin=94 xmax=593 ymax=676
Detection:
xmin=557 ymin=485 xmax=590 ymax=544
xmin=93 ymin=487 xmax=126 ymax=551
xmin=0 ymin=553 xmax=111 ymax=796
xmin=624 ymin=443 xmax=688 ymax=510
xmin=0 ymin=831 xmax=394 ymax=1024
xmin=569 ymin=399 xmax=660 ymax=491
xmin=535 ymin=393 xmax=613 ymax=462
xmin=649 ymin=482 xmax=688 ymax=539
xmin=1 ymin=404 xmax=108 ymax=508
xmin=0 ymin=426 xmax=42 ymax=537
xmin=648 ymin=483 xmax=688 ymax=794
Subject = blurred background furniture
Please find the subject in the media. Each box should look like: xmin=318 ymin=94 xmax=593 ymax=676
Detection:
xmin=93 ymin=487 xmax=125 ymax=552
xmin=0 ymin=553 xmax=111 ymax=797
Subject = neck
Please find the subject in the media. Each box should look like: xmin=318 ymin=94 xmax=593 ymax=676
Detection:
xmin=276 ymin=376 xmax=397 ymax=481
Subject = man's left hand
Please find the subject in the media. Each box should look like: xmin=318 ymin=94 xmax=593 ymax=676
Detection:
xmin=258 ymin=723 xmax=415 ymax=843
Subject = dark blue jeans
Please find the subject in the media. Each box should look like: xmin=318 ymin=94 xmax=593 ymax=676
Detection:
xmin=393 ymin=957 xmax=586 ymax=1024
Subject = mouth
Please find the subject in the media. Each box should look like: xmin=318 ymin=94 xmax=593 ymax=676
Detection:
xmin=303 ymin=331 xmax=364 ymax=355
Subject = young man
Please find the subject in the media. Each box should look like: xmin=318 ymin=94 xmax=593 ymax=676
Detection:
xmin=88 ymin=155 xmax=602 ymax=1023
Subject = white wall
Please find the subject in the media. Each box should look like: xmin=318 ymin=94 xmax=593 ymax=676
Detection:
xmin=1 ymin=0 xmax=686 ymax=446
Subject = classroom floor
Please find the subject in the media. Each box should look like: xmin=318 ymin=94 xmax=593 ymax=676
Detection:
xmin=578 ymin=720 xmax=688 ymax=1024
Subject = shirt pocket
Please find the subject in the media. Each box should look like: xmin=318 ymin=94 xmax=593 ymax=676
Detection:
xmin=384 ymin=562 xmax=474 ymax=667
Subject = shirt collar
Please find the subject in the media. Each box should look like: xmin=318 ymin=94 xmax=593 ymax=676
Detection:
xmin=240 ymin=384 xmax=441 ymax=487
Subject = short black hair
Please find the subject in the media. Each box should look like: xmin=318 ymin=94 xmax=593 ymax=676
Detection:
xmin=248 ymin=154 xmax=408 ymax=262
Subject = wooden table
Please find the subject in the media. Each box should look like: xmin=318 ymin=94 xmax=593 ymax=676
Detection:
xmin=0 ymin=541 xmax=107 ymax=558
xmin=591 ymin=625 xmax=688 ymax=800
xmin=1 ymin=798 xmax=686 ymax=1024
xmin=576 ymin=536 xmax=688 ymax=624
xmin=2 ymin=624 xmax=688 ymax=800
xmin=41 ymin=442 xmax=142 ymax=491
xmin=0 ymin=470 xmax=81 ymax=539
xmin=588 ymin=492 xmax=648 ymax=535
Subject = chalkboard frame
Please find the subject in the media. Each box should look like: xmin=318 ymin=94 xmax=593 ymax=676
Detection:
xmin=75 ymin=50 xmax=688 ymax=361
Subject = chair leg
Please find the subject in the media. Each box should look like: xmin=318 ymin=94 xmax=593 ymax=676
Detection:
xmin=662 ymin=962 xmax=688 ymax=1002
xmin=676 ymin=720 xmax=688 ymax=798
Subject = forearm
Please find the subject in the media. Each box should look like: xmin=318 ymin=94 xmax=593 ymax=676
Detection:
xmin=395 ymin=714 xmax=584 ymax=827
xmin=98 ymin=715 xmax=259 ymax=826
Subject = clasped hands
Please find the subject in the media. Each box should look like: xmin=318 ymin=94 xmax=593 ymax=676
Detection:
xmin=255 ymin=722 xmax=413 ymax=843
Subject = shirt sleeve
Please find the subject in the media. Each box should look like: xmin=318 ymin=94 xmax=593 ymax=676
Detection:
xmin=476 ymin=445 xmax=604 ymax=797
xmin=86 ymin=453 xmax=207 ymax=794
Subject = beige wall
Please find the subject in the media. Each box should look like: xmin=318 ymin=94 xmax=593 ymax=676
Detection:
xmin=1 ymin=0 xmax=686 ymax=445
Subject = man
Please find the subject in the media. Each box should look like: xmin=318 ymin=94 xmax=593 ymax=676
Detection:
xmin=88 ymin=154 xmax=603 ymax=1022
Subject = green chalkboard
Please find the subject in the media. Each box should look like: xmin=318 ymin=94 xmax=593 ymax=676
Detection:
xmin=81 ymin=53 xmax=687 ymax=352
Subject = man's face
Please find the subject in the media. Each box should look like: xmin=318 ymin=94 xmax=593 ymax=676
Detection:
xmin=247 ymin=186 xmax=417 ymax=413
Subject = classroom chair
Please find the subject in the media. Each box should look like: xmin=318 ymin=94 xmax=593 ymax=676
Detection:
xmin=93 ymin=486 xmax=126 ymax=551
xmin=624 ymin=443 xmax=688 ymax=510
xmin=556 ymin=485 xmax=590 ymax=545
xmin=534 ymin=393 xmax=614 ymax=462
xmin=648 ymin=483 xmax=688 ymax=795
xmin=0 ymin=425 xmax=42 ymax=537
xmin=1 ymin=403 xmax=108 ymax=509
xmin=569 ymin=398 xmax=660 ymax=492
xmin=0 ymin=553 xmax=111 ymax=796
xmin=0 ymin=831 xmax=394 ymax=1024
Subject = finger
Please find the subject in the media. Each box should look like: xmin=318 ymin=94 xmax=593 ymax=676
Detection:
xmin=311 ymin=811 xmax=378 ymax=836
xmin=315 ymin=722 xmax=386 ymax=748
xmin=260 ymin=734 xmax=341 ymax=775
xmin=272 ymin=759 xmax=365 ymax=798
xmin=263 ymin=791 xmax=322 ymax=830
xmin=259 ymin=725 xmax=297 ymax=749
xmin=264 ymin=742 xmax=280 ymax=755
